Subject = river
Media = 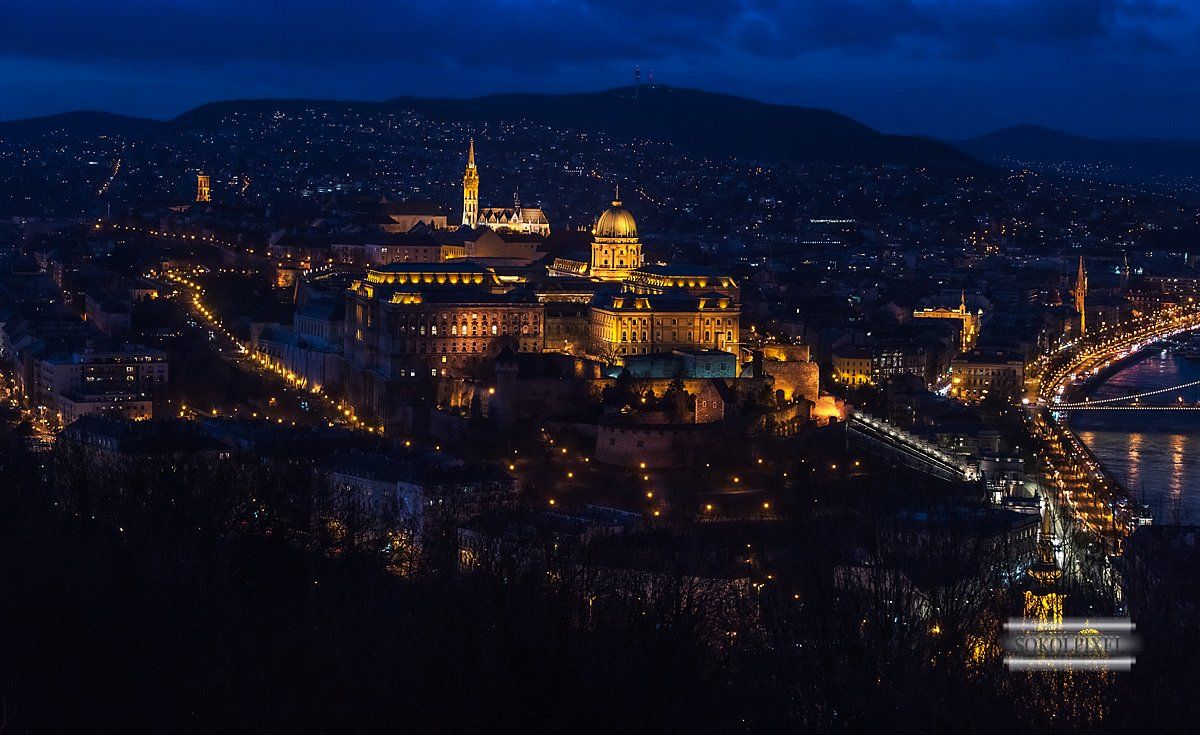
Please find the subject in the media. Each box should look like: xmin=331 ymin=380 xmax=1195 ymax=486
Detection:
xmin=1070 ymin=347 xmax=1200 ymax=524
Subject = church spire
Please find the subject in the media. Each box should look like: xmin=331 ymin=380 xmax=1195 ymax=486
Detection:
xmin=1075 ymin=256 xmax=1087 ymax=337
xmin=462 ymin=138 xmax=479 ymax=227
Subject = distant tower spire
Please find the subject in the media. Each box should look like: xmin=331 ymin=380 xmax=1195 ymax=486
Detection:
xmin=960 ymin=289 xmax=967 ymax=314
xmin=196 ymin=172 xmax=211 ymax=203
xmin=462 ymin=138 xmax=479 ymax=227
xmin=1075 ymin=256 xmax=1088 ymax=337
xmin=634 ymin=66 xmax=641 ymax=98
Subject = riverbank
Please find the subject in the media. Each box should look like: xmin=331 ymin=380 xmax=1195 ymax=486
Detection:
xmin=1069 ymin=347 xmax=1200 ymax=524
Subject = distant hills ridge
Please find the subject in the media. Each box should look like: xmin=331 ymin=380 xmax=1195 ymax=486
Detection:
xmin=0 ymin=110 xmax=160 ymax=138
xmin=0 ymin=86 xmax=979 ymax=171
xmin=954 ymin=124 xmax=1200 ymax=180
xmin=2 ymin=87 xmax=1197 ymax=179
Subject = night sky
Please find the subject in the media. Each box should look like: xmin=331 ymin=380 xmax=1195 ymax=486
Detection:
xmin=3 ymin=0 xmax=1198 ymax=138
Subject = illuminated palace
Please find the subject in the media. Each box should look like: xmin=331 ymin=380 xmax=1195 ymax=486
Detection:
xmin=589 ymin=291 xmax=738 ymax=357
xmin=461 ymin=139 xmax=550 ymax=236
xmin=547 ymin=193 xmax=644 ymax=282
xmin=546 ymin=196 xmax=741 ymax=356
xmin=343 ymin=194 xmax=740 ymax=423
xmin=344 ymin=262 xmax=544 ymax=419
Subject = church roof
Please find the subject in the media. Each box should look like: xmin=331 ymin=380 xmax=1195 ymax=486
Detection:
xmin=481 ymin=206 xmax=549 ymax=224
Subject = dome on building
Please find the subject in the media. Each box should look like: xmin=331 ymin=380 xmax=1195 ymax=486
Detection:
xmin=594 ymin=200 xmax=638 ymax=239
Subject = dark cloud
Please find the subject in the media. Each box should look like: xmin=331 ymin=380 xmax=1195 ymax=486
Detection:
xmin=1 ymin=1 xmax=1185 ymax=70
xmin=0 ymin=0 xmax=1196 ymax=136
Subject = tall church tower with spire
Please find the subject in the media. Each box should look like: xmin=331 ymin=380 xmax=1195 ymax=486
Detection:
xmin=462 ymin=139 xmax=479 ymax=227
xmin=1074 ymin=256 xmax=1088 ymax=338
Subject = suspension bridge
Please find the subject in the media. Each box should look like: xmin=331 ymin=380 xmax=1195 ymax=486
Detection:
xmin=1051 ymin=377 xmax=1200 ymax=411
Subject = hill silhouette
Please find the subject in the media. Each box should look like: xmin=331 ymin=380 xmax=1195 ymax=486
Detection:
xmin=385 ymin=86 xmax=983 ymax=170
xmin=955 ymin=124 xmax=1200 ymax=181
xmin=76 ymin=86 xmax=984 ymax=171
xmin=0 ymin=110 xmax=159 ymax=140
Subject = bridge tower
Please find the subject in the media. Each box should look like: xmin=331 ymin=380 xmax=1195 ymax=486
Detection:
xmin=462 ymin=139 xmax=479 ymax=227
xmin=1074 ymin=256 xmax=1087 ymax=337
xmin=196 ymin=172 xmax=211 ymax=203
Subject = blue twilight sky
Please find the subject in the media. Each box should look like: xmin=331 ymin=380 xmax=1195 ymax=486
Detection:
xmin=2 ymin=0 xmax=1198 ymax=138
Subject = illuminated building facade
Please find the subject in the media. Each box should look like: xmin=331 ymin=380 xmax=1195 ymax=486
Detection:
xmin=588 ymin=292 xmax=738 ymax=357
xmin=37 ymin=345 xmax=168 ymax=423
xmin=341 ymin=192 xmax=745 ymax=422
xmin=461 ymin=141 xmax=550 ymax=236
xmin=539 ymin=197 xmax=741 ymax=360
xmin=832 ymin=346 xmax=873 ymax=386
xmin=344 ymin=263 xmax=544 ymax=421
xmin=196 ymin=173 xmax=211 ymax=203
xmin=950 ymin=350 xmax=1025 ymax=401
xmin=1074 ymin=256 xmax=1088 ymax=337
xmin=912 ymin=291 xmax=980 ymax=352
xmin=588 ymin=196 xmax=643 ymax=281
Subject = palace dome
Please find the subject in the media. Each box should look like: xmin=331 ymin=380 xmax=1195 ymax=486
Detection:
xmin=594 ymin=200 xmax=638 ymax=239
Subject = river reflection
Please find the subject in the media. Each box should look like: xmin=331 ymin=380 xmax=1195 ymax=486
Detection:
xmin=1069 ymin=349 xmax=1200 ymax=523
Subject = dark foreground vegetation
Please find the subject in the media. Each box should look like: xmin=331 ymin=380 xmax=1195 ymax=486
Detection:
xmin=1 ymin=418 xmax=1197 ymax=734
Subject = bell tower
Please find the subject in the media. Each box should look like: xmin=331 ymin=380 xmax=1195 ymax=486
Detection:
xmin=196 ymin=172 xmax=211 ymax=203
xmin=1074 ymin=256 xmax=1087 ymax=337
xmin=462 ymin=139 xmax=479 ymax=227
